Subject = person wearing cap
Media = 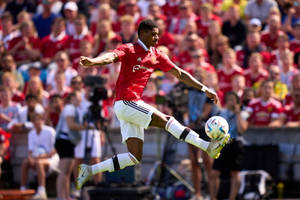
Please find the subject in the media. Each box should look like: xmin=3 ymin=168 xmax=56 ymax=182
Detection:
xmin=33 ymin=0 xmax=59 ymax=39
xmin=248 ymin=18 xmax=262 ymax=32
xmin=64 ymin=1 xmax=78 ymax=36
xmin=222 ymin=5 xmax=247 ymax=48
xmin=245 ymin=0 xmax=278 ymax=23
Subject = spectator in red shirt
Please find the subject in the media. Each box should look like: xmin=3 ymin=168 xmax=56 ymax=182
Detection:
xmin=93 ymin=20 xmax=117 ymax=56
xmin=283 ymin=73 xmax=300 ymax=106
xmin=196 ymin=3 xmax=222 ymax=38
xmin=231 ymin=74 xmax=246 ymax=98
xmin=40 ymin=17 xmax=70 ymax=67
xmin=119 ymin=15 xmax=138 ymax=44
xmin=168 ymin=0 xmax=198 ymax=36
xmin=271 ymin=34 xmax=290 ymax=65
xmin=236 ymin=31 xmax=271 ymax=68
xmin=162 ymin=0 xmax=180 ymax=20
xmin=246 ymin=79 xmax=284 ymax=127
xmin=119 ymin=0 xmax=144 ymax=30
xmin=0 ymin=12 xmax=19 ymax=48
xmin=68 ymin=14 xmax=93 ymax=61
xmin=184 ymin=49 xmax=216 ymax=74
xmin=64 ymin=1 xmax=78 ymax=36
xmin=45 ymin=94 xmax=64 ymax=128
xmin=261 ymin=14 xmax=283 ymax=51
xmin=155 ymin=18 xmax=176 ymax=53
xmin=218 ymin=48 xmax=244 ymax=94
xmin=49 ymin=72 xmax=71 ymax=98
xmin=244 ymin=53 xmax=269 ymax=88
xmin=283 ymin=88 xmax=300 ymax=127
xmin=8 ymin=21 xmax=40 ymax=65
xmin=148 ymin=2 xmax=167 ymax=22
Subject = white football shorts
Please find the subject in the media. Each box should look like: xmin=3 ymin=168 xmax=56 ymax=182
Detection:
xmin=114 ymin=100 xmax=158 ymax=143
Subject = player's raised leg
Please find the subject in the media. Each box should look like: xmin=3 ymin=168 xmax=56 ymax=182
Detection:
xmin=77 ymin=138 xmax=142 ymax=190
xmin=149 ymin=111 xmax=230 ymax=159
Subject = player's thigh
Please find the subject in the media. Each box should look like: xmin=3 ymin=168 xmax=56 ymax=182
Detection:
xmin=119 ymin=119 xmax=145 ymax=144
xmin=114 ymin=100 xmax=162 ymax=128
xmin=126 ymin=137 xmax=143 ymax=161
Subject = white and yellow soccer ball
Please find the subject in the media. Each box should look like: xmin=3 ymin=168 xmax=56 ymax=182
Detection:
xmin=205 ymin=116 xmax=229 ymax=139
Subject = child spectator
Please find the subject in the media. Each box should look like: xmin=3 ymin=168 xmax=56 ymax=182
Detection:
xmin=26 ymin=77 xmax=49 ymax=106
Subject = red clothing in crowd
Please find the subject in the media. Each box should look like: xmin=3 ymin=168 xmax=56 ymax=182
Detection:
xmin=217 ymin=65 xmax=244 ymax=94
xmin=196 ymin=15 xmax=222 ymax=38
xmin=284 ymin=104 xmax=300 ymax=123
xmin=68 ymin=30 xmax=93 ymax=61
xmin=40 ymin=32 xmax=70 ymax=59
xmin=236 ymin=50 xmax=272 ymax=67
xmin=244 ymin=68 xmax=269 ymax=87
xmin=261 ymin=30 xmax=283 ymax=50
xmin=247 ymin=97 xmax=283 ymax=126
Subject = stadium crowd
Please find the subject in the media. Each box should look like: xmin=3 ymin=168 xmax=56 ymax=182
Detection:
xmin=0 ymin=0 xmax=300 ymax=199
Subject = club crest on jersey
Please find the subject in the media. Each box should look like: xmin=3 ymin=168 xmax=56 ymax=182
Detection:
xmin=132 ymin=65 xmax=150 ymax=72
xmin=137 ymin=57 xmax=142 ymax=62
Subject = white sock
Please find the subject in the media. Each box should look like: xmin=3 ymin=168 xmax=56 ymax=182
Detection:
xmin=20 ymin=186 xmax=27 ymax=191
xmin=37 ymin=186 xmax=45 ymax=193
xmin=165 ymin=117 xmax=209 ymax=151
xmin=91 ymin=153 xmax=139 ymax=175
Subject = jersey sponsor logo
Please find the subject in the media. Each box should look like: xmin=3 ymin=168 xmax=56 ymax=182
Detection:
xmin=132 ymin=65 xmax=150 ymax=72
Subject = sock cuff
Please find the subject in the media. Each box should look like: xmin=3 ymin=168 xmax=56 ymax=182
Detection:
xmin=128 ymin=152 xmax=139 ymax=164
xmin=165 ymin=117 xmax=175 ymax=131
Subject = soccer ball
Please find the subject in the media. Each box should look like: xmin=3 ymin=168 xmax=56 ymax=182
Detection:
xmin=205 ymin=116 xmax=229 ymax=139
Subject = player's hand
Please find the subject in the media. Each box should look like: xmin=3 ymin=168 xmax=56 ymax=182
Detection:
xmin=79 ymin=56 xmax=94 ymax=67
xmin=205 ymin=89 xmax=218 ymax=104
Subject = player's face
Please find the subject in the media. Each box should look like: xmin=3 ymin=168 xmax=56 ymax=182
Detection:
xmin=143 ymin=28 xmax=159 ymax=47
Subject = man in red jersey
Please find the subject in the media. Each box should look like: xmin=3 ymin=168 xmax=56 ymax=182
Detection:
xmin=76 ymin=20 xmax=230 ymax=189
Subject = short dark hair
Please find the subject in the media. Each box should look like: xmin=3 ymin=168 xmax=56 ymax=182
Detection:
xmin=225 ymin=91 xmax=240 ymax=104
xmin=26 ymin=94 xmax=38 ymax=101
xmin=137 ymin=19 xmax=158 ymax=37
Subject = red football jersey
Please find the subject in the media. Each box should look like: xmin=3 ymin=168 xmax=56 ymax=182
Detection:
xmin=68 ymin=31 xmax=94 ymax=61
xmin=246 ymin=98 xmax=283 ymax=126
xmin=261 ymin=30 xmax=283 ymax=50
xmin=284 ymin=104 xmax=300 ymax=122
xmin=217 ymin=65 xmax=244 ymax=94
xmin=40 ymin=32 xmax=70 ymax=59
xmin=290 ymin=39 xmax=300 ymax=53
xmin=113 ymin=40 xmax=176 ymax=101
xmin=196 ymin=15 xmax=222 ymax=38
xmin=244 ymin=68 xmax=269 ymax=87
xmin=236 ymin=50 xmax=272 ymax=68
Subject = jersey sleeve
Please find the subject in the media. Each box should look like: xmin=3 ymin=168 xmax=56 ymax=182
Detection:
xmin=113 ymin=44 xmax=129 ymax=62
xmin=156 ymin=51 xmax=176 ymax=72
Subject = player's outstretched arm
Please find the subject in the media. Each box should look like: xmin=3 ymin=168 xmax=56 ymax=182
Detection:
xmin=79 ymin=52 xmax=118 ymax=67
xmin=169 ymin=66 xmax=219 ymax=104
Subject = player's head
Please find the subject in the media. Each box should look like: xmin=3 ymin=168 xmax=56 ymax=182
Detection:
xmin=138 ymin=19 xmax=159 ymax=47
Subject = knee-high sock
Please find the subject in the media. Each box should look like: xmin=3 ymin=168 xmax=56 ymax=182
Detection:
xmin=91 ymin=153 xmax=139 ymax=175
xmin=165 ymin=117 xmax=209 ymax=151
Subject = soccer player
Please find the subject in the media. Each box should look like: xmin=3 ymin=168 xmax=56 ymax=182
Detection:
xmin=77 ymin=19 xmax=230 ymax=189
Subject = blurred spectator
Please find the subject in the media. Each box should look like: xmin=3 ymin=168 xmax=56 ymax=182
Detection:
xmin=210 ymin=35 xmax=230 ymax=69
xmin=0 ymin=40 xmax=5 ymax=59
xmin=8 ymin=94 xmax=44 ymax=133
xmin=4 ymin=0 xmax=35 ymax=23
xmin=25 ymin=76 xmax=49 ymax=106
xmin=46 ymin=51 xmax=78 ymax=91
xmin=206 ymin=72 xmax=225 ymax=105
xmin=147 ymin=2 xmax=167 ymax=22
xmin=271 ymin=34 xmax=290 ymax=65
xmin=0 ymin=52 xmax=24 ymax=90
xmin=63 ymin=1 xmax=78 ymax=36
xmin=7 ymin=21 xmax=40 ymax=65
xmin=168 ymin=0 xmax=197 ymax=35
xmin=246 ymin=79 xmax=284 ymax=127
xmin=49 ymin=71 xmax=71 ymax=98
xmin=231 ymin=74 xmax=246 ymax=98
xmin=269 ymin=65 xmax=288 ymax=100
xmin=155 ymin=18 xmax=176 ymax=52
xmin=138 ymin=0 xmax=166 ymax=17
xmin=40 ymin=17 xmax=70 ymax=67
xmin=283 ymin=73 xmax=300 ymax=106
xmin=217 ymin=48 xmax=244 ymax=95
xmin=74 ymin=40 xmax=95 ymax=71
xmin=0 ymin=12 xmax=19 ymax=48
xmin=236 ymin=32 xmax=271 ymax=68
xmin=248 ymin=18 xmax=262 ymax=32
xmin=122 ymin=0 xmax=144 ymax=28
xmin=93 ymin=20 xmax=117 ymax=56
xmin=280 ymin=50 xmax=298 ymax=88
xmin=20 ymin=112 xmax=59 ymax=200
xmin=45 ymin=94 xmax=64 ymax=128
xmin=33 ymin=0 xmax=58 ymax=39
xmin=221 ymin=0 xmax=248 ymax=18
xmin=211 ymin=91 xmax=248 ymax=200
xmin=162 ymin=0 xmax=180 ymax=20
xmin=55 ymin=91 xmax=88 ymax=200
xmin=15 ymin=11 xmax=32 ymax=33
xmin=222 ymin=5 xmax=247 ymax=48
xmin=244 ymin=0 xmax=278 ymax=23
xmin=282 ymin=0 xmax=300 ymax=34
xmin=0 ymin=86 xmax=21 ymax=131
xmin=282 ymin=88 xmax=300 ymax=127
xmin=241 ymin=87 xmax=255 ymax=108
xmin=196 ymin=3 xmax=222 ymax=38
xmin=187 ymin=68 xmax=215 ymax=200
xmin=184 ymin=49 xmax=216 ymax=74
xmin=290 ymin=21 xmax=300 ymax=53
xmin=68 ymin=14 xmax=93 ymax=61
xmin=206 ymin=21 xmax=223 ymax=57
xmin=0 ymin=0 xmax=6 ymax=17
xmin=1 ymin=72 xmax=25 ymax=104
xmin=119 ymin=15 xmax=137 ymax=44
xmin=244 ymin=53 xmax=269 ymax=89
xmin=261 ymin=15 xmax=283 ymax=50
